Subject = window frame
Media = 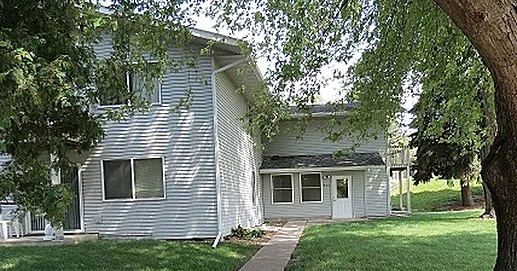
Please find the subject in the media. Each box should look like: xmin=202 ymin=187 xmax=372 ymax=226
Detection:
xmin=101 ymin=157 xmax=166 ymax=202
xmin=251 ymin=171 xmax=257 ymax=206
xmin=299 ymin=172 xmax=324 ymax=204
xmin=270 ymin=174 xmax=294 ymax=205
xmin=97 ymin=62 xmax=163 ymax=109
xmin=128 ymin=72 xmax=163 ymax=106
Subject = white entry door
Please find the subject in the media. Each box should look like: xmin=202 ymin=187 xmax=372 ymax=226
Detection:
xmin=332 ymin=176 xmax=353 ymax=218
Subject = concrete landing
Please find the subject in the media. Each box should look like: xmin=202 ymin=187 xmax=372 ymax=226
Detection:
xmin=239 ymin=220 xmax=306 ymax=271
xmin=0 ymin=234 xmax=98 ymax=246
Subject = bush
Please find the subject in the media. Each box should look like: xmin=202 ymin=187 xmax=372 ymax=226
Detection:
xmin=230 ymin=225 xmax=265 ymax=240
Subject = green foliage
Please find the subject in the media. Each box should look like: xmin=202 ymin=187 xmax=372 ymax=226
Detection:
xmin=0 ymin=0 xmax=201 ymax=226
xmin=230 ymin=225 xmax=265 ymax=239
xmin=288 ymin=211 xmax=495 ymax=271
xmin=209 ymin=0 xmax=492 ymax=153
xmin=0 ymin=240 xmax=259 ymax=271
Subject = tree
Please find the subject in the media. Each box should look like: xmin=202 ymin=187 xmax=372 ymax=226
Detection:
xmin=409 ymin=51 xmax=494 ymax=208
xmin=0 ymin=0 xmax=197 ymax=225
xmin=209 ymin=0 xmax=517 ymax=269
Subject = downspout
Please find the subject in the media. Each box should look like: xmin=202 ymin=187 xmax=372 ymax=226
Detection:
xmin=211 ymin=56 xmax=248 ymax=248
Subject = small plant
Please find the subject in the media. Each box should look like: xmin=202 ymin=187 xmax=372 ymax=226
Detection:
xmin=230 ymin=225 xmax=265 ymax=240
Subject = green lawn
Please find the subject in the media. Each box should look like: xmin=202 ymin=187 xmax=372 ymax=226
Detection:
xmin=287 ymin=210 xmax=496 ymax=271
xmin=0 ymin=240 xmax=258 ymax=271
xmin=391 ymin=179 xmax=483 ymax=212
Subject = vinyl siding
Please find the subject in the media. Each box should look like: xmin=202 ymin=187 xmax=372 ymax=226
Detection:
xmin=0 ymin=155 xmax=9 ymax=169
xmin=262 ymin=173 xmax=331 ymax=219
xmin=261 ymin=170 xmax=368 ymax=219
xmin=215 ymin=70 xmax=263 ymax=235
xmin=365 ymin=167 xmax=390 ymax=216
xmin=264 ymin=118 xmax=387 ymax=157
xmin=77 ymin=36 xmax=218 ymax=239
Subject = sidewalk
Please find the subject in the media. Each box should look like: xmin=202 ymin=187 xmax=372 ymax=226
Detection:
xmin=239 ymin=220 xmax=306 ymax=271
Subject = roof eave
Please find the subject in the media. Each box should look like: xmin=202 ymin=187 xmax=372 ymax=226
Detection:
xmin=259 ymin=165 xmax=385 ymax=174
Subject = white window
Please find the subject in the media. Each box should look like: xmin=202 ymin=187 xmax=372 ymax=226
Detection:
xmin=99 ymin=72 xmax=161 ymax=106
xmin=300 ymin=173 xmax=323 ymax=203
xmin=129 ymin=72 xmax=161 ymax=104
xmin=102 ymin=158 xmax=165 ymax=200
xmin=271 ymin=174 xmax=293 ymax=204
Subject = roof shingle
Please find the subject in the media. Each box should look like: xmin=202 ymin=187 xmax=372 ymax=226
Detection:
xmin=261 ymin=152 xmax=385 ymax=170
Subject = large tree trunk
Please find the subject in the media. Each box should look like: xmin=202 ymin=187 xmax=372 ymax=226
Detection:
xmin=460 ymin=176 xmax=473 ymax=207
xmin=433 ymin=1 xmax=517 ymax=270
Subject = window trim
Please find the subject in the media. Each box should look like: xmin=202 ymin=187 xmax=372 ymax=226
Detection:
xmin=270 ymin=174 xmax=294 ymax=205
xmin=101 ymin=157 xmax=166 ymax=202
xmin=251 ymin=171 xmax=257 ymax=206
xmin=299 ymin=172 xmax=324 ymax=204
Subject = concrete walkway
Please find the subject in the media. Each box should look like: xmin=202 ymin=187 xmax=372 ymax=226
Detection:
xmin=239 ymin=221 xmax=306 ymax=271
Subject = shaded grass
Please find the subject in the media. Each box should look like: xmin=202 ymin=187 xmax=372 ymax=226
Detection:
xmin=391 ymin=180 xmax=484 ymax=212
xmin=0 ymin=240 xmax=258 ymax=271
xmin=287 ymin=210 xmax=496 ymax=271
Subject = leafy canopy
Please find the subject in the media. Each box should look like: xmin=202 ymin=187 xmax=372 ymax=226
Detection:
xmin=0 ymin=0 xmax=201 ymax=224
xmin=209 ymin=0 xmax=492 ymax=149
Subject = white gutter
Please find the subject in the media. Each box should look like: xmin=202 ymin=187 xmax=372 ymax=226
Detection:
xmin=211 ymin=56 xmax=249 ymax=248
xmin=213 ymin=57 xmax=247 ymax=74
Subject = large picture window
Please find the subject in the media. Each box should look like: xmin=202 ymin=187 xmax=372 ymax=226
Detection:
xmin=271 ymin=174 xmax=293 ymax=204
xmin=102 ymin=158 xmax=165 ymax=200
xmin=300 ymin=173 xmax=323 ymax=202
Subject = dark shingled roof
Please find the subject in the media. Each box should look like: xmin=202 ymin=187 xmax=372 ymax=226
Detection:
xmin=261 ymin=152 xmax=385 ymax=170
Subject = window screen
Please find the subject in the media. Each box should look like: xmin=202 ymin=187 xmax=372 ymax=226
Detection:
xmin=99 ymin=71 xmax=160 ymax=106
xmin=272 ymin=175 xmax=293 ymax=203
xmin=130 ymin=73 xmax=160 ymax=104
xmin=251 ymin=171 xmax=256 ymax=206
xmin=103 ymin=160 xmax=132 ymax=199
xmin=103 ymin=158 xmax=165 ymax=200
xmin=301 ymin=174 xmax=322 ymax=202
xmin=134 ymin=158 xmax=164 ymax=198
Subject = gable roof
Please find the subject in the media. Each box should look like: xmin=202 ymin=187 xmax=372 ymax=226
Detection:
xmin=261 ymin=152 xmax=385 ymax=170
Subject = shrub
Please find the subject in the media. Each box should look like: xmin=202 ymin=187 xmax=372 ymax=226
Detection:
xmin=230 ymin=225 xmax=265 ymax=239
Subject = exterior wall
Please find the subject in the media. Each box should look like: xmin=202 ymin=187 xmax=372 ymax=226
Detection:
xmin=0 ymin=154 xmax=9 ymax=168
xmin=261 ymin=173 xmax=331 ymax=219
xmin=215 ymin=71 xmax=263 ymax=235
xmin=264 ymin=118 xmax=387 ymax=157
xmin=261 ymin=169 xmax=387 ymax=220
xmin=77 ymin=36 xmax=218 ymax=239
xmin=365 ymin=167 xmax=390 ymax=216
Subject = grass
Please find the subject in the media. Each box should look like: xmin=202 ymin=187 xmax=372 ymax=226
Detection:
xmin=287 ymin=210 xmax=496 ymax=271
xmin=0 ymin=240 xmax=258 ymax=271
xmin=391 ymin=179 xmax=484 ymax=212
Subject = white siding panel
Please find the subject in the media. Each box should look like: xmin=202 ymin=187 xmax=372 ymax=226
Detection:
xmin=0 ymin=155 xmax=10 ymax=169
xmin=79 ymin=37 xmax=218 ymax=239
xmin=215 ymin=71 xmax=263 ymax=236
xmin=264 ymin=118 xmax=387 ymax=157
xmin=261 ymin=170 xmax=367 ymax=219
xmin=262 ymin=173 xmax=331 ymax=219
xmin=365 ymin=167 xmax=390 ymax=217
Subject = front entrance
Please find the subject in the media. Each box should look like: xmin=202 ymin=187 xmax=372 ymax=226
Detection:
xmin=332 ymin=175 xmax=353 ymax=218
xmin=29 ymin=166 xmax=83 ymax=233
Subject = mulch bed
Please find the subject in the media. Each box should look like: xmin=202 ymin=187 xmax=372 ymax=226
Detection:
xmin=225 ymin=221 xmax=287 ymax=246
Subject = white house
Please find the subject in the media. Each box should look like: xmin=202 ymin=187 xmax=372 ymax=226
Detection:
xmin=0 ymin=29 xmax=390 ymax=241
